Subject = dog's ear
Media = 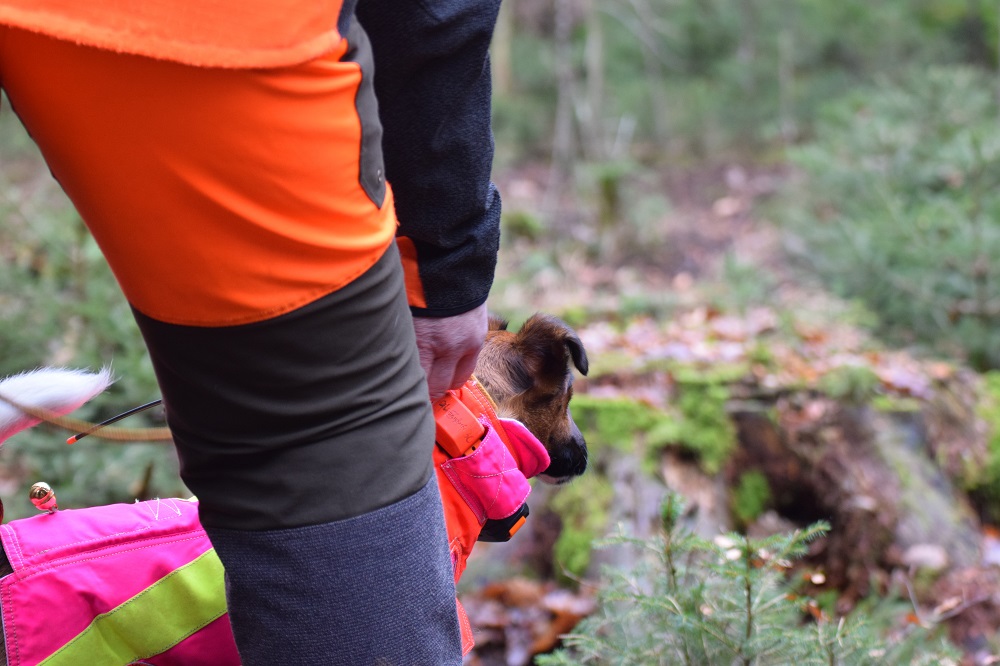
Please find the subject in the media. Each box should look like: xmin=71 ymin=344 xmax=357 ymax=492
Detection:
xmin=488 ymin=314 xmax=509 ymax=332
xmin=515 ymin=314 xmax=589 ymax=384
xmin=563 ymin=326 xmax=589 ymax=376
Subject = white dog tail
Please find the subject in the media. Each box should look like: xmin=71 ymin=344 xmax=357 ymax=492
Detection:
xmin=0 ymin=368 xmax=113 ymax=444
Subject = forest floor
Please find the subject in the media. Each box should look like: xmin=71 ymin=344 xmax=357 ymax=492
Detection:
xmin=462 ymin=161 xmax=1000 ymax=665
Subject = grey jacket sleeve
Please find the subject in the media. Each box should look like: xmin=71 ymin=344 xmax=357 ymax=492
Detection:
xmin=355 ymin=0 xmax=503 ymax=317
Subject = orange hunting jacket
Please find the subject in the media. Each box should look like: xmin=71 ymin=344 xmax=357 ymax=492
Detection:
xmin=0 ymin=0 xmax=503 ymax=319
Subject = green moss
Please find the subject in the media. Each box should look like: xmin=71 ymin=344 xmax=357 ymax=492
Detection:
xmin=653 ymin=360 xmax=751 ymax=385
xmin=550 ymin=475 xmax=614 ymax=580
xmin=731 ymin=470 xmax=772 ymax=527
xmin=557 ymin=305 xmax=590 ymax=331
xmin=871 ymin=394 xmax=923 ymax=413
xmin=645 ymin=414 xmax=684 ymax=450
xmin=972 ymin=371 xmax=1000 ymax=521
xmin=555 ymin=379 xmax=738 ymax=581
xmin=573 ymin=375 xmax=736 ymax=475
xmin=818 ymin=364 xmax=881 ymax=404
xmin=570 ymin=394 xmax=661 ymax=452
xmin=643 ymin=362 xmax=742 ymax=474
xmin=747 ymin=341 xmax=777 ymax=368
xmin=672 ymin=380 xmax=737 ymax=475
xmin=586 ymin=350 xmax=640 ymax=379
xmin=500 ymin=209 xmax=544 ymax=241
xmin=552 ymin=529 xmax=594 ymax=581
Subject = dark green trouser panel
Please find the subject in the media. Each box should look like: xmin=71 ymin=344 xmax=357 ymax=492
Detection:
xmin=133 ymin=243 xmax=434 ymax=530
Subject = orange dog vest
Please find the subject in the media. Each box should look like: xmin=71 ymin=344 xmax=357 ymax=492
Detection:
xmin=432 ymin=378 xmax=551 ymax=653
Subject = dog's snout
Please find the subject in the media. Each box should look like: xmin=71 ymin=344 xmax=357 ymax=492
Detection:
xmin=540 ymin=420 xmax=587 ymax=484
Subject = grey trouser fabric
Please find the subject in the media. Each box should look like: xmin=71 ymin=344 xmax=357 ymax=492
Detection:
xmin=205 ymin=479 xmax=462 ymax=666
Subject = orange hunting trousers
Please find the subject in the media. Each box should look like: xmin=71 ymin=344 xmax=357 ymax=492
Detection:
xmin=0 ymin=26 xmax=395 ymax=327
xmin=0 ymin=20 xmax=463 ymax=666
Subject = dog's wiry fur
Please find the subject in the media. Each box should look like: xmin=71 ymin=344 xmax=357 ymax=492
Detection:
xmin=474 ymin=314 xmax=589 ymax=483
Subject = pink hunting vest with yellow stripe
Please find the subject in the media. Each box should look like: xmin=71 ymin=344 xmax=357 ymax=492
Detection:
xmin=0 ymin=498 xmax=239 ymax=666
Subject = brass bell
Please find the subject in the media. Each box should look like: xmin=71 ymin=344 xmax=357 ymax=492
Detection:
xmin=29 ymin=482 xmax=57 ymax=512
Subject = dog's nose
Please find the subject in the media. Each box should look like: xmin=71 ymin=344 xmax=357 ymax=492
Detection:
xmin=541 ymin=422 xmax=588 ymax=482
xmin=569 ymin=435 xmax=588 ymax=475
xmin=568 ymin=420 xmax=587 ymax=474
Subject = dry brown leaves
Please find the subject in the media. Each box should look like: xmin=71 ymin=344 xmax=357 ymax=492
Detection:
xmin=461 ymin=577 xmax=595 ymax=666
xmin=578 ymin=305 xmax=951 ymax=402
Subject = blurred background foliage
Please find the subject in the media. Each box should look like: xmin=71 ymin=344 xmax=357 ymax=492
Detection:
xmin=488 ymin=0 xmax=1000 ymax=370
xmin=0 ymin=104 xmax=182 ymax=517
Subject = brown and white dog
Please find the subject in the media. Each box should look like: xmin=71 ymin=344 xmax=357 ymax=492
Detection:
xmin=476 ymin=313 xmax=589 ymax=483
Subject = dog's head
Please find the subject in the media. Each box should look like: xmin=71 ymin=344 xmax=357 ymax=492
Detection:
xmin=475 ymin=314 xmax=589 ymax=484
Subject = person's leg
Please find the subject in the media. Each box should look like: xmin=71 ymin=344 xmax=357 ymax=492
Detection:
xmin=207 ymin=476 xmax=459 ymax=665
xmin=0 ymin=25 xmax=461 ymax=665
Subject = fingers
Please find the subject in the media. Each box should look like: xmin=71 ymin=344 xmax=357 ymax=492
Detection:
xmin=413 ymin=304 xmax=488 ymax=400
xmin=423 ymin=358 xmax=455 ymax=401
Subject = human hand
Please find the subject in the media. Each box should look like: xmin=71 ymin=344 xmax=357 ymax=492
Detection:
xmin=412 ymin=303 xmax=488 ymax=400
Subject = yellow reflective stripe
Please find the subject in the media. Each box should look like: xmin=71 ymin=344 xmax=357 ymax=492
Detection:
xmin=39 ymin=549 xmax=227 ymax=666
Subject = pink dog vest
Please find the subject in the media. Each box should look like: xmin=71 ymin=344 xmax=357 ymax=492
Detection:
xmin=0 ymin=498 xmax=239 ymax=666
